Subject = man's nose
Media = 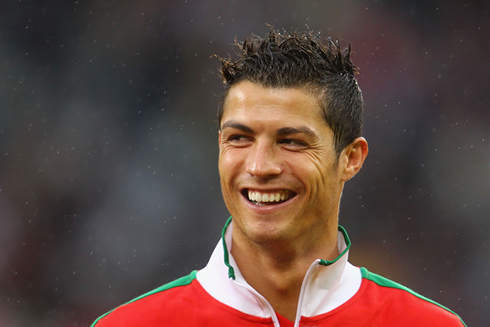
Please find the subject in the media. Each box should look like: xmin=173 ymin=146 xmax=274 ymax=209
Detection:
xmin=246 ymin=142 xmax=282 ymax=178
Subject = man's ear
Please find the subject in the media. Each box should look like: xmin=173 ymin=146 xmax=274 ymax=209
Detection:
xmin=340 ymin=137 xmax=368 ymax=181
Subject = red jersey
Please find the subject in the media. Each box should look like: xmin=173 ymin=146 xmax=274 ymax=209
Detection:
xmin=92 ymin=220 xmax=465 ymax=326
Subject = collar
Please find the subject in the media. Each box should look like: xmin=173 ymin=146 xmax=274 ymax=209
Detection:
xmin=221 ymin=217 xmax=353 ymax=280
xmin=197 ymin=217 xmax=362 ymax=326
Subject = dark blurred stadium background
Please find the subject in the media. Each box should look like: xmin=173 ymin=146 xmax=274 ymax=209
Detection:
xmin=0 ymin=1 xmax=488 ymax=325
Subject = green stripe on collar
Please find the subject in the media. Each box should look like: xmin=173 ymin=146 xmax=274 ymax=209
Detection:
xmin=319 ymin=225 xmax=351 ymax=266
xmin=221 ymin=217 xmax=236 ymax=279
xmin=221 ymin=217 xmax=351 ymax=277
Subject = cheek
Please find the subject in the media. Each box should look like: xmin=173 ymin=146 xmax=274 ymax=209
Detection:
xmin=306 ymin=159 xmax=340 ymax=195
xmin=219 ymin=149 xmax=245 ymax=182
xmin=290 ymin=152 xmax=329 ymax=180
xmin=219 ymin=151 xmax=236 ymax=172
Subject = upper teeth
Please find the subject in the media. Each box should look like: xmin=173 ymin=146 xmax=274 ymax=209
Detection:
xmin=248 ymin=190 xmax=291 ymax=203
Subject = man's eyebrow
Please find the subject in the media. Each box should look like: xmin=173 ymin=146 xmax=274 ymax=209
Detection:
xmin=220 ymin=121 xmax=254 ymax=133
xmin=220 ymin=122 xmax=318 ymax=139
xmin=277 ymin=126 xmax=318 ymax=139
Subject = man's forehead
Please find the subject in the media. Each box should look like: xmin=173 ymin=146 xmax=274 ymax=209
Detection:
xmin=223 ymin=85 xmax=323 ymax=114
xmin=224 ymin=81 xmax=321 ymax=105
xmin=219 ymin=80 xmax=329 ymax=130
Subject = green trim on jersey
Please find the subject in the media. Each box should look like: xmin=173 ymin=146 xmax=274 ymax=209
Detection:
xmin=222 ymin=217 xmax=352 ymax=278
xmin=91 ymin=270 xmax=198 ymax=327
xmin=361 ymin=267 xmax=467 ymax=326
xmin=319 ymin=225 xmax=351 ymax=266
xmin=222 ymin=217 xmax=235 ymax=279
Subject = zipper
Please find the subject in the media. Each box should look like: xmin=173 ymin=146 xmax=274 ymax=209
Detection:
xmin=293 ymin=259 xmax=321 ymax=327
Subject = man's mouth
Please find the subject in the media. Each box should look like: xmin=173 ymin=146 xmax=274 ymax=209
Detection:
xmin=243 ymin=189 xmax=295 ymax=206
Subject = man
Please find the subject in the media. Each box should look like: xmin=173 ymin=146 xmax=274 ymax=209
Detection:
xmin=92 ymin=28 xmax=465 ymax=326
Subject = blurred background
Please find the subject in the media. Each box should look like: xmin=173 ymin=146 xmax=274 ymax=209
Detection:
xmin=0 ymin=0 xmax=488 ymax=325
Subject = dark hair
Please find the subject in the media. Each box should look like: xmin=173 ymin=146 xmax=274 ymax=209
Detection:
xmin=216 ymin=28 xmax=364 ymax=156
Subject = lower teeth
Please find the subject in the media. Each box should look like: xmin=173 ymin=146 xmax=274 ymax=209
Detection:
xmin=252 ymin=201 xmax=282 ymax=206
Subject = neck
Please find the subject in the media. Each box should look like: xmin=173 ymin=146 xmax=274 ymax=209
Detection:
xmin=230 ymin=225 xmax=340 ymax=321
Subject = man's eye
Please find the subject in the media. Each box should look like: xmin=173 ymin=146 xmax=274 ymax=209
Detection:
xmin=279 ymin=139 xmax=306 ymax=146
xmin=279 ymin=139 xmax=307 ymax=147
xmin=230 ymin=135 xmax=247 ymax=141
xmin=227 ymin=135 xmax=252 ymax=145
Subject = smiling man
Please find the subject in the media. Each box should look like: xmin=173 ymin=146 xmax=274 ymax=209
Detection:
xmin=92 ymin=28 xmax=466 ymax=326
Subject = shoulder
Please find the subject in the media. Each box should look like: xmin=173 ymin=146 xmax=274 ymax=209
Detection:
xmin=91 ymin=271 xmax=200 ymax=326
xmin=357 ymin=267 xmax=466 ymax=326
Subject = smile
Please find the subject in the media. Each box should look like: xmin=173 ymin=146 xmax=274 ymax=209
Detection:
xmin=244 ymin=189 xmax=295 ymax=206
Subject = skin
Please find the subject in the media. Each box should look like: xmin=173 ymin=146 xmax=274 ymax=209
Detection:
xmin=218 ymin=80 xmax=368 ymax=321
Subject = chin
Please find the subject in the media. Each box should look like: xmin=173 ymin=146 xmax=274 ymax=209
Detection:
xmin=236 ymin=216 xmax=293 ymax=243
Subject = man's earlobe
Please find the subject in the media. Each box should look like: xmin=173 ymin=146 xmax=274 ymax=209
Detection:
xmin=341 ymin=137 xmax=368 ymax=181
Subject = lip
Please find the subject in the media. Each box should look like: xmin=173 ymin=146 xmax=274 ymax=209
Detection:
xmin=240 ymin=187 xmax=298 ymax=212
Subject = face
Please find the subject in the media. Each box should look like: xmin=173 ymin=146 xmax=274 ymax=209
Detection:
xmin=219 ymin=80 xmax=352 ymax=248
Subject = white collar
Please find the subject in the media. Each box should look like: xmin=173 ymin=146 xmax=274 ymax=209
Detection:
xmin=197 ymin=218 xmax=361 ymax=326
